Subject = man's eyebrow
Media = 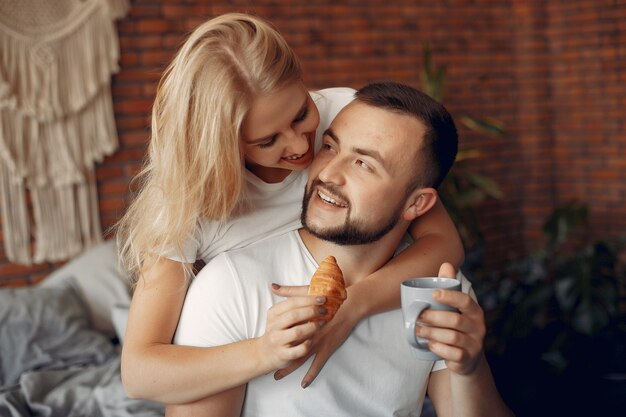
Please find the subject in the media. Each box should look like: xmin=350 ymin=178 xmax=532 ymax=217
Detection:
xmin=247 ymin=96 xmax=309 ymax=144
xmin=323 ymin=128 xmax=339 ymax=143
xmin=323 ymin=128 xmax=389 ymax=172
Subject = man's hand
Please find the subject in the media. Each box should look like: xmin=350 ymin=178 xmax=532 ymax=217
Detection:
xmin=270 ymin=284 xmax=358 ymax=388
xmin=256 ymin=287 xmax=327 ymax=371
xmin=415 ymin=263 xmax=486 ymax=375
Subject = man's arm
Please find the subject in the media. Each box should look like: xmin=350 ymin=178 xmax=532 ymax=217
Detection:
xmin=422 ymin=263 xmax=514 ymax=417
xmin=427 ymin=355 xmax=513 ymax=417
xmin=166 ymin=386 xmax=246 ymax=417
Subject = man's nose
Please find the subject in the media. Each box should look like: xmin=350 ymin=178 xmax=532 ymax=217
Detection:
xmin=317 ymin=155 xmax=345 ymax=186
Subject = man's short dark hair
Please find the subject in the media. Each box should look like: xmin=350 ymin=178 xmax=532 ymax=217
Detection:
xmin=355 ymin=81 xmax=458 ymax=189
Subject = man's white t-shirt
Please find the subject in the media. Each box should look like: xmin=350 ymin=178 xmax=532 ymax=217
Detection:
xmin=175 ymin=230 xmax=474 ymax=417
xmin=168 ymin=88 xmax=356 ymax=264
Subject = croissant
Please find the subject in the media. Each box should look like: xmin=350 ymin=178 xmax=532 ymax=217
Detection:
xmin=308 ymin=256 xmax=347 ymax=321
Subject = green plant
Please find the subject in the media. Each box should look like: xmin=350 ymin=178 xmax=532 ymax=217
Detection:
xmin=419 ymin=43 xmax=504 ymax=252
xmin=478 ymin=201 xmax=626 ymax=416
xmin=485 ymin=201 xmax=625 ymax=371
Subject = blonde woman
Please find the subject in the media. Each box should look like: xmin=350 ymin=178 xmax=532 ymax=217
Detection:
xmin=117 ymin=13 xmax=464 ymax=404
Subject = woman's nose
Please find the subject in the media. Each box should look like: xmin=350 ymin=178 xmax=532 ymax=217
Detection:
xmin=285 ymin=129 xmax=309 ymax=155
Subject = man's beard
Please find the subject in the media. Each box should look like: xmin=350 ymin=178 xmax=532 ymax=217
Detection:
xmin=301 ymin=179 xmax=403 ymax=245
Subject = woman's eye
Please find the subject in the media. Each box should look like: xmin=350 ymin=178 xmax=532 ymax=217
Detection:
xmin=293 ymin=108 xmax=308 ymax=123
xmin=258 ymin=136 xmax=277 ymax=148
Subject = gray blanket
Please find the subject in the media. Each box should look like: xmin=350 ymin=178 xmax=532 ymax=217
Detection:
xmin=0 ymin=285 xmax=164 ymax=417
xmin=0 ymin=357 xmax=164 ymax=417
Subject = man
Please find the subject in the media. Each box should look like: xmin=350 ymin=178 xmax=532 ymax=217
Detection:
xmin=168 ymin=81 xmax=513 ymax=417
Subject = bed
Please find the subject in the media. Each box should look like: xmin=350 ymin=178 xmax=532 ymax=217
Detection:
xmin=0 ymin=240 xmax=164 ymax=417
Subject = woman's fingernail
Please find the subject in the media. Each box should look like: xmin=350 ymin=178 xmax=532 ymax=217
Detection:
xmin=414 ymin=325 xmax=422 ymax=335
xmin=301 ymin=380 xmax=309 ymax=389
xmin=271 ymin=283 xmax=280 ymax=290
xmin=315 ymin=296 xmax=326 ymax=304
xmin=274 ymin=372 xmax=283 ymax=380
xmin=318 ymin=306 xmax=327 ymax=315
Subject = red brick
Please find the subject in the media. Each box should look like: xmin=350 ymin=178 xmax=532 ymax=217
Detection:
xmin=103 ymin=148 xmax=147 ymax=164
xmin=129 ymin=4 xmax=161 ymax=18
xmin=125 ymin=162 xmax=143 ymax=179
xmin=111 ymin=84 xmax=143 ymax=98
xmin=141 ymin=51 xmax=173 ymax=66
xmin=119 ymin=131 xmax=150 ymax=146
xmin=114 ymin=69 xmax=161 ymax=82
xmin=100 ymin=181 xmax=131 ymax=195
xmin=115 ymin=116 xmax=150 ymax=130
xmin=0 ymin=277 xmax=31 ymax=288
xmin=96 ymin=166 xmax=125 ymax=181
xmin=115 ymin=99 xmax=153 ymax=114
xmin=119 ymin=35 xmax=163 ymax=50
xmin=137 ymin=19 xmax=171 ymax=33
xmin=0 ymin=262 xmax=49 ymax=276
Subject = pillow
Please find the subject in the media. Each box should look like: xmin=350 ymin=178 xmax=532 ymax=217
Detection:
xmin=40 ymin=240 xmax=131 ymax=336
xmin=111 ymin=302 xmax=130 ymax=344
xmin=0 ymin=284 xmax=117 ymax=386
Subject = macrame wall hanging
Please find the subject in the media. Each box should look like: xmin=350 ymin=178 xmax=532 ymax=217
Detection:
xmin=0 ymin=0 xmax=129 ymax=265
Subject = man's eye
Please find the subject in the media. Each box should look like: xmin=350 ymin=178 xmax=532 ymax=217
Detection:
xmin=356 ymin=160 xmax=371 ymax=170
xmin=321 ymin=143 xmax=336 ymax=153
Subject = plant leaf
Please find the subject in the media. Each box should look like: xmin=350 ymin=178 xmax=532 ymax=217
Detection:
xmin=542 ymin=201 xmax=588 ymax=246
xmin=460 ymin=115 xmax=505 ymax=137
xmin=467 ymin=173 xmax=504 ymax=199
xmin=420 ymin=42 xmax=445 ymax=102
xmin=455 ymin=149 xmax=482 ymax=162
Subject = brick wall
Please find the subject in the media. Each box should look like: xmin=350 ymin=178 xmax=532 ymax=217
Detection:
xmin=1 ymin=0 xmax=624 ymax=285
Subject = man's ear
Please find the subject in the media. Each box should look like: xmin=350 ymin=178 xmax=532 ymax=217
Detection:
xmin=402 ymin=188 xmax=438 ymax=221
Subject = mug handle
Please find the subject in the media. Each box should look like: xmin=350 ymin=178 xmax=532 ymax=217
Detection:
xmin=404 ymin=300 xmax=430 ymax=350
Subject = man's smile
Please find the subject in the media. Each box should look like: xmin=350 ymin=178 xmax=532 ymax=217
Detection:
xmin=316 ymin=187 xmax=348 ymax=208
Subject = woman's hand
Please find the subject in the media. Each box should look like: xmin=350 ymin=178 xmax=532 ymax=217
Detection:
xmin=256 ymin=290 xmax=327 ymax=372
xmin=416 ymin=263 xmax=486 ymax=376
xmin=270 ymin=285 xmax=359 ymax=388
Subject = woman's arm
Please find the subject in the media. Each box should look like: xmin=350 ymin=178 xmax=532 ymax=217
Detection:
xmin=274 ymin=199 xmax=464 ymax=385
xmin=121 ymin=258 xmax=265 ymax=403
xmin=345 ymin=199 xmax=464 ymax=319
xmin=121 ymin=257 xmax=323 ymax=404
xmin=165 ymin=385 xmax=246 ymax=417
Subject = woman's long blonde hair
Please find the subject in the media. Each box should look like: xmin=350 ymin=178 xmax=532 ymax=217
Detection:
xmin=116 ymin=13 xmax=302 ymax=284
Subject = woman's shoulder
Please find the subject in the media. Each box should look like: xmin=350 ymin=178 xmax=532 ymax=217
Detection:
xmin=310 ymin=87 xmax=356 ymax=103
xmin=311 ymin=87 xmax=357 ymax=125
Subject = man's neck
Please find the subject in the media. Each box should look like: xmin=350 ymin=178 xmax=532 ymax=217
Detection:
xmin=298 ymin=226 xmax=407 ymax=286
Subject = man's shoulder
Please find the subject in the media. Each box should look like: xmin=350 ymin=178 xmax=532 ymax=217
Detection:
xmin=223 ymin=230 xmax=300 ymax=260
xmin=196 ymin=231 xmax=303 ymax=282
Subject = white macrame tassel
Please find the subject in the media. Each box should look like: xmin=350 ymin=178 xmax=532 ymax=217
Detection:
xmin=0 ymin=0 xmax=129 ymax=264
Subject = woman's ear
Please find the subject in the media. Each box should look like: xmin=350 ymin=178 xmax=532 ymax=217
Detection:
xmin=403 ymin=188 xmax=438 ymax=221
